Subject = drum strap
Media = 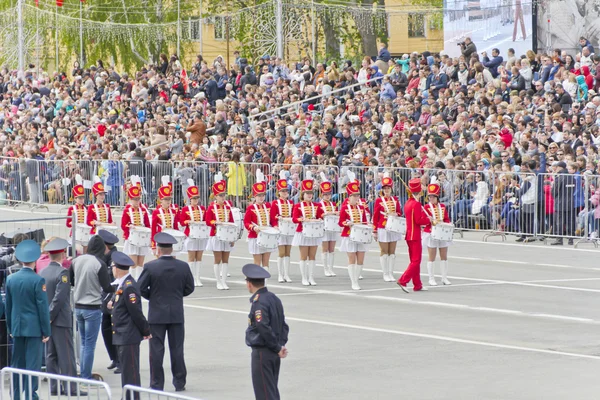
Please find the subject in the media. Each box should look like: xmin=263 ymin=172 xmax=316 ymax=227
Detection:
xmin=347 ymin=204 xmax=363 ymax=224
xmin=253 ymin=204 xmax=269 ymax=226
xmin=277 ymin=200 xmax=291 ymax=217
xmin=158 ymin=207 xmax=174 ymax=229
xmin=188 ymin=205 xmax=203 ymax=223
xmin=94 ymin=204 xmax=108 ymax=223
xmin=320 ymin=201 xmax=334 ymax=213
xmin=128 ymin=207 xmax=142 ymax=226
xmin=380 ymin=196 xmax=396 ymax=214
xmin=428 ymin=203 xmax=443 ymax=222
xmin=74 ymin=205 xmax=86 ymax=223
xmin=300 ymin=202 xmax=316 ymax=219
xmin=213 ymin=204 xmax=229 ymax=223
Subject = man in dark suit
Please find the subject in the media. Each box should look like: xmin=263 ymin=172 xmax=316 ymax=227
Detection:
xmin=5 ymin=240 xmax=51 ymax=400
xmin=39 ymin=238 xmax=83 ymax=396
xmin=138 ymin=233 xmax=194 ymax=392
xmin=109 ymin=252 xmax=151 ymax=400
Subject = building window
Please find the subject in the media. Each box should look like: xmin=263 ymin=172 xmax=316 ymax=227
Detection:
xmin=214 ymin=16 xmax=225 ymax=40
xmin=408 ymin=14 xmax=425 ymax=38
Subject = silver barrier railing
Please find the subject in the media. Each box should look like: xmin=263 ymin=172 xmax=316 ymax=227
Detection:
xmin=123 ymin=385 xmax=202 ymax=400
xmin=1 ymin=367 xmax=112 ymax=399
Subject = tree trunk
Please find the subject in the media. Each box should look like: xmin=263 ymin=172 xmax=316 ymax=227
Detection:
xmin=353 ymin=0 xmax=378 ymax=57
xmin=321 ymin=10 xmax=340 ymax=60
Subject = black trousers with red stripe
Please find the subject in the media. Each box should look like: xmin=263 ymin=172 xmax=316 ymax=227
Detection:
xmin=251 ymin=348 xmax=281 ymax=400
xmin=117 ymin=344 xmax=141 ymax=400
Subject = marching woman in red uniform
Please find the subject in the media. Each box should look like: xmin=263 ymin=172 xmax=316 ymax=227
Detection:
xmin=372 ymin=174 xmax=403 ymax=282
xmin=270 ymin=172 xmax=294 ymax=283
xmin=121 ymin=179 xmax=151 ymax=279
xmin=177 ymin=180 xmax=207 ymax=287
xmin=205 ymin=175 xmax=235 ymax=290
xmin=338 ymin=180 xmax=369 ymax=290
xmin=423 ymin=182 xmax=452 ymax=286
xmin=398 ymin=178 xmax=431 ymax=292
xmin=244 ymin=170 xmax=273 ymax=270
xmin=86 ymin=177 xmax=113 ymax=235
xmin=292 ymin=176 xmax=324 ymax=286
xmin=319 ymin=174 xmax=339 ymax=278
xmin=150 ymin=177 xmax=179 ymax=254
xmin=66 ymin=175 xmax=88 ymax=253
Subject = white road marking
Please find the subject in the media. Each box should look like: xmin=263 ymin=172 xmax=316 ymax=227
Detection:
xmin=183 ymin=303 xmax=600 ymax=361
xmin=192 ymin=276 xmax=600 ymax=325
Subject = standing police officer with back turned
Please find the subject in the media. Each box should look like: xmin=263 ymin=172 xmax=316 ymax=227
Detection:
xmin=39 ymin=238 xmax=84 ymax=396
xmin=98 ymin=229 xmax=121 ymax=374
xmin=243 ymin=264 xmax=289 ymax=400
xmin=5 ymin=240 xmax=51 ymax=400
xmin=109 ymin=251 xmax=151 ymax=400
xmin=138 ymin=232 xmax=194 ymax=392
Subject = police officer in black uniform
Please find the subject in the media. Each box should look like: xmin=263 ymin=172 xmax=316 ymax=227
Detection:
xmin=38 ymin=238 xmax=84 ymax=396
xmin=243 ymin=264 xmax=290 ymax=400
xmin=98 ymin=229 xmax=120 ymax=373
xmin=109 ymin=251 xmax=151 ymax=400
xmin=138 ymin=232 xmax=194 ymax=392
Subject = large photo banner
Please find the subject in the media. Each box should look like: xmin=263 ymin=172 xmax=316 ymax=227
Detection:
xmin=536 ymin=0 xmax=599 ymax=54
xmin=443 ymin=0 xmax=533 ymax=57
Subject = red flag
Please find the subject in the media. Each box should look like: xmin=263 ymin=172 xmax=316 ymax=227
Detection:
xmin=56 ymin=0 xmax=63 ymax=6
xmin=181 ymin=69 xmax=189 ymax=93
xmin=35 ymin=0 xmax=39 ymax=6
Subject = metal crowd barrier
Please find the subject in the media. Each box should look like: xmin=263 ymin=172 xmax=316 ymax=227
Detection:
xmin=1 ymin=367 xmax=112 ymax=400
xmin=123 ymin=385 xmax=202 ymax=400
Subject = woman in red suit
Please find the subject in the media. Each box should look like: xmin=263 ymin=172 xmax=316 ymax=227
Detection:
xmin=292 ymin=178 xmax=324 ymax=286
xmin=151 ymin=182 xmax=179 ymax=254
xmin=269 ymin=175 xmax=294 ymax=283
xmin=67 ymin=180 xmax=88 ymax=252
xmin=338 ymin=180 xmax=369 ymax=290
xmin=372 ymin=175 xmax=403 ymax=282
xmin=205 ymin=179 xmax=235 ymax=290
xmin=86 ymin=178 xmax=114 ymax=236
xmin=244 ymin=179 xmax=272 ymax=269
xmin=423 ymin=183 xmax=452 ymax=286
xmin=319 ymin=179 xmax=339 ymax=278
xmin=177 ymin=181 xmax=207 ymax=287
xmin=121 ymin=184 xmax=151 ymax=279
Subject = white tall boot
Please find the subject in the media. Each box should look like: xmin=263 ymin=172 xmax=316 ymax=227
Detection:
xmin=352 ymin=264 xmax=361 ymax=290
xmin=427 ymin=261 xmax=437 ymax=286
xmin=387 ymin=255 xmax=396 ymax=282
xmin=194 ymin=261 xmax=203 ymax=287
xmin=136 ymin=266 xmax=143 ymax=280
xmin=347 ymin=264 xmax=357 ymax=290
xmin=214 ymin=264 xmax=224 ymax=290
xmin=129 ymin=267 xmax=136 ymax=280
xmin=441 ymin=260 xmax=451 ymax=285
xmin=380 ymin=255 xmax=389 ymax=281
xmin=277 ymin=258 xmax=285 ymax=283
xmin=328 ymin=252 xmax=336 ymax=276
xmin=263 ymin=266 xmax=269 ymax=286
xmin=308 ymin=260 xmax=317 ymax=286
xmin=322 ymin=252 xmax=332 ymax=277
xmin=300 ymin=260 xmax=309 ymax=286
xmin=221 ymin=263 xmax=229 ymax=290
xmin=283 ymin=257 xmax=292 ymax=283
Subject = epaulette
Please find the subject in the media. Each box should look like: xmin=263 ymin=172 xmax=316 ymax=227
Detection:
xmin=253 ymin=293 xmax=260 ymax=302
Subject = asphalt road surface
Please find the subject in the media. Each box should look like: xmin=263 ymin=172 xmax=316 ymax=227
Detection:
xmin=1 ymin=206 xmax=600 ymax=399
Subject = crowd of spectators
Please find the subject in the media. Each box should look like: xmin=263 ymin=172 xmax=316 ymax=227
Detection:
xmin=2 ymin=37 xmax=600 ymax=244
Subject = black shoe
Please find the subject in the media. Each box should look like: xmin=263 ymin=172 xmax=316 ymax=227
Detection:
xmin=568 ymin=238 xmax=574 ymax=245
xmin=516 ymin=236 xmax=525 ymax=242
xmin=523 ymin=237 xmax=536 ymax=243
xmin=114 ymin=366 xmax=121 ymax=374
xmin=175 ymin=387 xmax=186 ymax=392
xmin=107 ymin=361 xmax=118 ymax=370
xmin=550 ymin=239 xmax=563 ymax=245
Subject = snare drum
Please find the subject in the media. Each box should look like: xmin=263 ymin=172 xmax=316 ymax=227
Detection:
xmin=324 ymin=215 xmax=341 ymax=232
xmin=163 ymin=229 xmax=186 ymax=252
xmin=257 ymin=228 xmax=280 ymax=250
xmin=129 ymin=226 xmax=151 ymax=247
xmin=386 ymin=215 xmax=406 ymax=234
xmin=431 ymin=222 xmax=454 ymax=242
xmin=278 ymin=218 xmax=297 ymax=236
xmin=75 ymin=224 xmax=92 ymax=244
xmin=231 ymin=207 xmax=243 ymax=239
xmin=216 ymin=222 xmax=239 ymax=242
xmin=302 ymin=220 xmax=324 ymax=238
xmin=97 ymin=224 xmax=119 ymax=236
xmin=350 ymin=224 xmax=373 ymax=244
xmin=189 ymin=222 xmax=211 ymax=239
